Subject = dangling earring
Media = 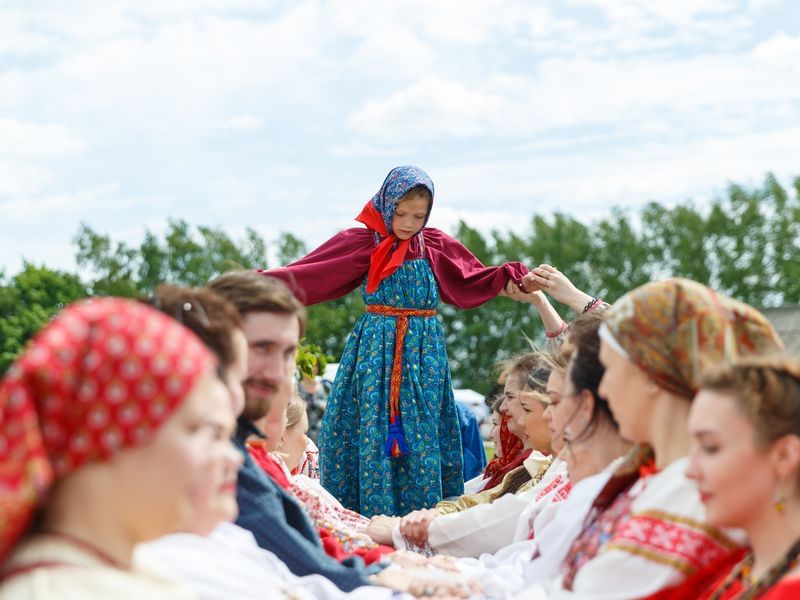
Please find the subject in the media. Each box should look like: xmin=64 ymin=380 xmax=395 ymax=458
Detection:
xmin=775 ymin=488 xmax=787 ymax=514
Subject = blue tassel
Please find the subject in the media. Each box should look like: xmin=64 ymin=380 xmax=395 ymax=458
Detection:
xmin=383 ymin=421 xmax=409 ymax=458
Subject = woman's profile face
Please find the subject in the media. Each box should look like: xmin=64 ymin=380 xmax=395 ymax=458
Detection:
xmin=490 ymin=411 xmax=503 ymax=459
xmin=686 ymin=388 xmax=777 ymax=530
xmin=108 ymin=369 xmax=240 ymax=541
xmin=541 ymin=370 xmax=569 ymax=454
xmin=519 ymin=386 xmax=552 ymax=454
xmin=598 ymin=340 xmax=653 ymax=443
xmin=500 ymin=373 xmax=526 ymax=438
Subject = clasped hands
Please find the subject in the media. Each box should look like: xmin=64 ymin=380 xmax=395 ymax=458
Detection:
xmin=500 ymin=264 xmax=580 ymax=307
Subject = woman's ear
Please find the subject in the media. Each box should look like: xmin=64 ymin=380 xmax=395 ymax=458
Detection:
xmin=770 ymin=434 xmax=800 ymax=482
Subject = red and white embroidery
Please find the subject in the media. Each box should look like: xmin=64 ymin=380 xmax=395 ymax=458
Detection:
xmin=535 ymin=474 xmax=571 ymax=503
xmin=607 ymin=511 xmax=735 ymax=574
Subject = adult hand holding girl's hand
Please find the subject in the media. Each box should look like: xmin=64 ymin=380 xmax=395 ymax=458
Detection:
xmin=501 ymin=278 xmax=549 ymax=306
xmin=400 ymin=508 xmax=439 ymax=547
xmin=528 ymin=264 xmax=594 ymax=313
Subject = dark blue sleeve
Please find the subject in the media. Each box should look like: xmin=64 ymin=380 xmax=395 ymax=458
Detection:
xmin=235 ymin=452 xmax=372 ymax=592
xmin=456 ymin=401 xmax=487 ymax=481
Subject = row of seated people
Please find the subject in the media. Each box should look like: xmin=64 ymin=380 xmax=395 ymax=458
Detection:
xmin=0 ymin=268 xmax=798 ymax=599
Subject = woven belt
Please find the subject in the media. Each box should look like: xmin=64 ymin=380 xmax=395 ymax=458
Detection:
xmin=365 ymin=305 xmax=437 ymax=458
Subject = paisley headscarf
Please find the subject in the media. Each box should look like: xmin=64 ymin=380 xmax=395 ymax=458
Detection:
xmin=355 ymin=165 xmax=435 ymax=293
xmin=0 ymin=298 xmax=215 ymax=563
xmin=600 ymin=278 xmax=784 ymax=399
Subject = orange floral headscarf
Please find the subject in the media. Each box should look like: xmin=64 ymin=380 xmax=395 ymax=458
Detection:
xmin=0 ymin=298 xmax=215 ymax=563
xmin=602 ymin=278 xmax=784 ymax=399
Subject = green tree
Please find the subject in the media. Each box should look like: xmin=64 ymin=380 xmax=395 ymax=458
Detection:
xmin=0 ymin=264 xmax=88 ymax=373
xmin=19 ymin=170 xmax=792 ymax=391
xmin=74 ymin=220 xmax=268 ymax=295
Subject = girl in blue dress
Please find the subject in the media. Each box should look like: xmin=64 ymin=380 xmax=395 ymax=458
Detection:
xmin=262 ymin=166 xmax=532 ymax=516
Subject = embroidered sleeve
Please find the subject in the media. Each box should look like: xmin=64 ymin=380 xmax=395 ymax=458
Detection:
xmin=423 ymin=228 xmax=530 ymax=309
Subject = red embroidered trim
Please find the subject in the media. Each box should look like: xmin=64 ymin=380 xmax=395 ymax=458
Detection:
xmin=534 ymin=474 xmax=570 ymax=502
xmin=609 ymin=514 xmax=732 ymax=574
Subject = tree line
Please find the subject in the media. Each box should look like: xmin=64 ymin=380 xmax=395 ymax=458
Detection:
xmin=2 ymin=172 xmax=798 ymax=391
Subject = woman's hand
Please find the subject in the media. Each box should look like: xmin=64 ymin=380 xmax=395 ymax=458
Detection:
xmin=399 ymin=508 xmax=439 ymax=547
xmin=370 ymin=565 xmax=480 ymax=598
xmin=366 ymin=515 xmax=401 ymax=546
xmin=528 ymin=264 xmax=594 ymax=313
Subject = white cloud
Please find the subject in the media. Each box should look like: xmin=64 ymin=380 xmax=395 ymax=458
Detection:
xmin=0 ymin=0 xmax=798 ymax=278
xmin=221 ymin=114 xmax=265 ymax=132
xmin=0 ymin=183 xmax=124 ymax=224
xmin=0 ymin=119 xmax=84 ymax=158
xmin=0 ymin=160 xmax=53 ymax=196
xmin=344 ymin=30 xmax=800 ymax=142
xmin=348 ymin=77 xmax=507 ymax=139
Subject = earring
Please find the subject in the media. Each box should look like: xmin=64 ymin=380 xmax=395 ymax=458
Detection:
xmin=775 ymin=488 xmax=787 ymax=514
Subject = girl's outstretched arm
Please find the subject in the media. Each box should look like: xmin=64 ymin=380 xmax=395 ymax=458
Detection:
xmin=424 ymin=228 xmax=531 ymax=310
xmin=258 ymin=228 xmax=374 ymax=306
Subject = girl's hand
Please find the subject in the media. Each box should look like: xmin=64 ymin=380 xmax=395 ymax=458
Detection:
xmin=501 ymin=279 xmax=546 ymax=307
xmin=521 ymin=271 xmax=542 ymax=293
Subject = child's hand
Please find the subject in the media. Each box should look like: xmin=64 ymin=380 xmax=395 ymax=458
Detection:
xmin=521 ymin=271 xmax=542 ymax=293
xmin=501 ymin=279 xmax=547 ymax=307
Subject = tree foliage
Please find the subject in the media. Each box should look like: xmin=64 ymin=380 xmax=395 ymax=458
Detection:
xmin=0 ymin=264 xmax=88 ymax=373
xmin=74 ymin=219 xmax=268 ymax=296
xmin=2 ymin=173 xmax=799 ymax=388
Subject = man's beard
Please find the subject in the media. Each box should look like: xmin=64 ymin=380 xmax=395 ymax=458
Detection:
xmin=242 ymin=378 xmax=277 ymax=421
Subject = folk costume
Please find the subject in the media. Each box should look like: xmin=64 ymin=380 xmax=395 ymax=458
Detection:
xmin=262 ymin=166 xmax=530 ymax=516
xmin=518 ymin=278 xmax=784 ymax=599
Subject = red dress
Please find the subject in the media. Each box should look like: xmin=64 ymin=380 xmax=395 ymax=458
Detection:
xmin=646 ymin=548 xmax=800 ymax=599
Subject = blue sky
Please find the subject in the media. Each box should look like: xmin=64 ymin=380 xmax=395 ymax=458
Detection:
xmin=1 ymin=0 xmax=799 ymax=275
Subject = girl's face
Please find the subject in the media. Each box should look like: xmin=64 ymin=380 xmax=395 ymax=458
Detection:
xmin=686 ymin=388 xmax=779 ymax=529
xmin=598 ymin=339 xmax=654 ymax=443
xmin=109 ymin=369 xmax=240 ymax=541
xmin=278 ymin=405 xmax=309 ymax=472
xmin=490 ymin=410 xmax=503 ymax=459
xmin=500 ymin=373 xmax=525 ymax=438
xmin=518 ymin=385 xmax=552 ymax=454
xmin=391 ymin=190 xmax=429 ymax=240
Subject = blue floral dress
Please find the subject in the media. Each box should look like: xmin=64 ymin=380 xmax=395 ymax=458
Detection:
xmin=319 ymin=258 xmax=463 ymax=517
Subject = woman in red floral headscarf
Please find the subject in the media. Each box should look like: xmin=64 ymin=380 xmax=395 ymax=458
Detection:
xmin=0 ymin=298 xmax=229 ymax=599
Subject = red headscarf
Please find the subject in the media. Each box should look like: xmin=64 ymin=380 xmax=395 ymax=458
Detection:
xmin=482 ymin=413 xmax=527 ymax=489
xmin=355 ymin=201 xmax=415 ymax=294
xmin=0 ymin=298 xmax=214 ymax=563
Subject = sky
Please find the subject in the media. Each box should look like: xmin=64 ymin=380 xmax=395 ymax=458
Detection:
xmin=1 ymin=0 xmax=799 ymax=275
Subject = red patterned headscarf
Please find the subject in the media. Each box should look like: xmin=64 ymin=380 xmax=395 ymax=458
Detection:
xmin=482 ymin=413 xmax=526 ymax=484
xmin=0 ymin=298 xmax=215 ymax=563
